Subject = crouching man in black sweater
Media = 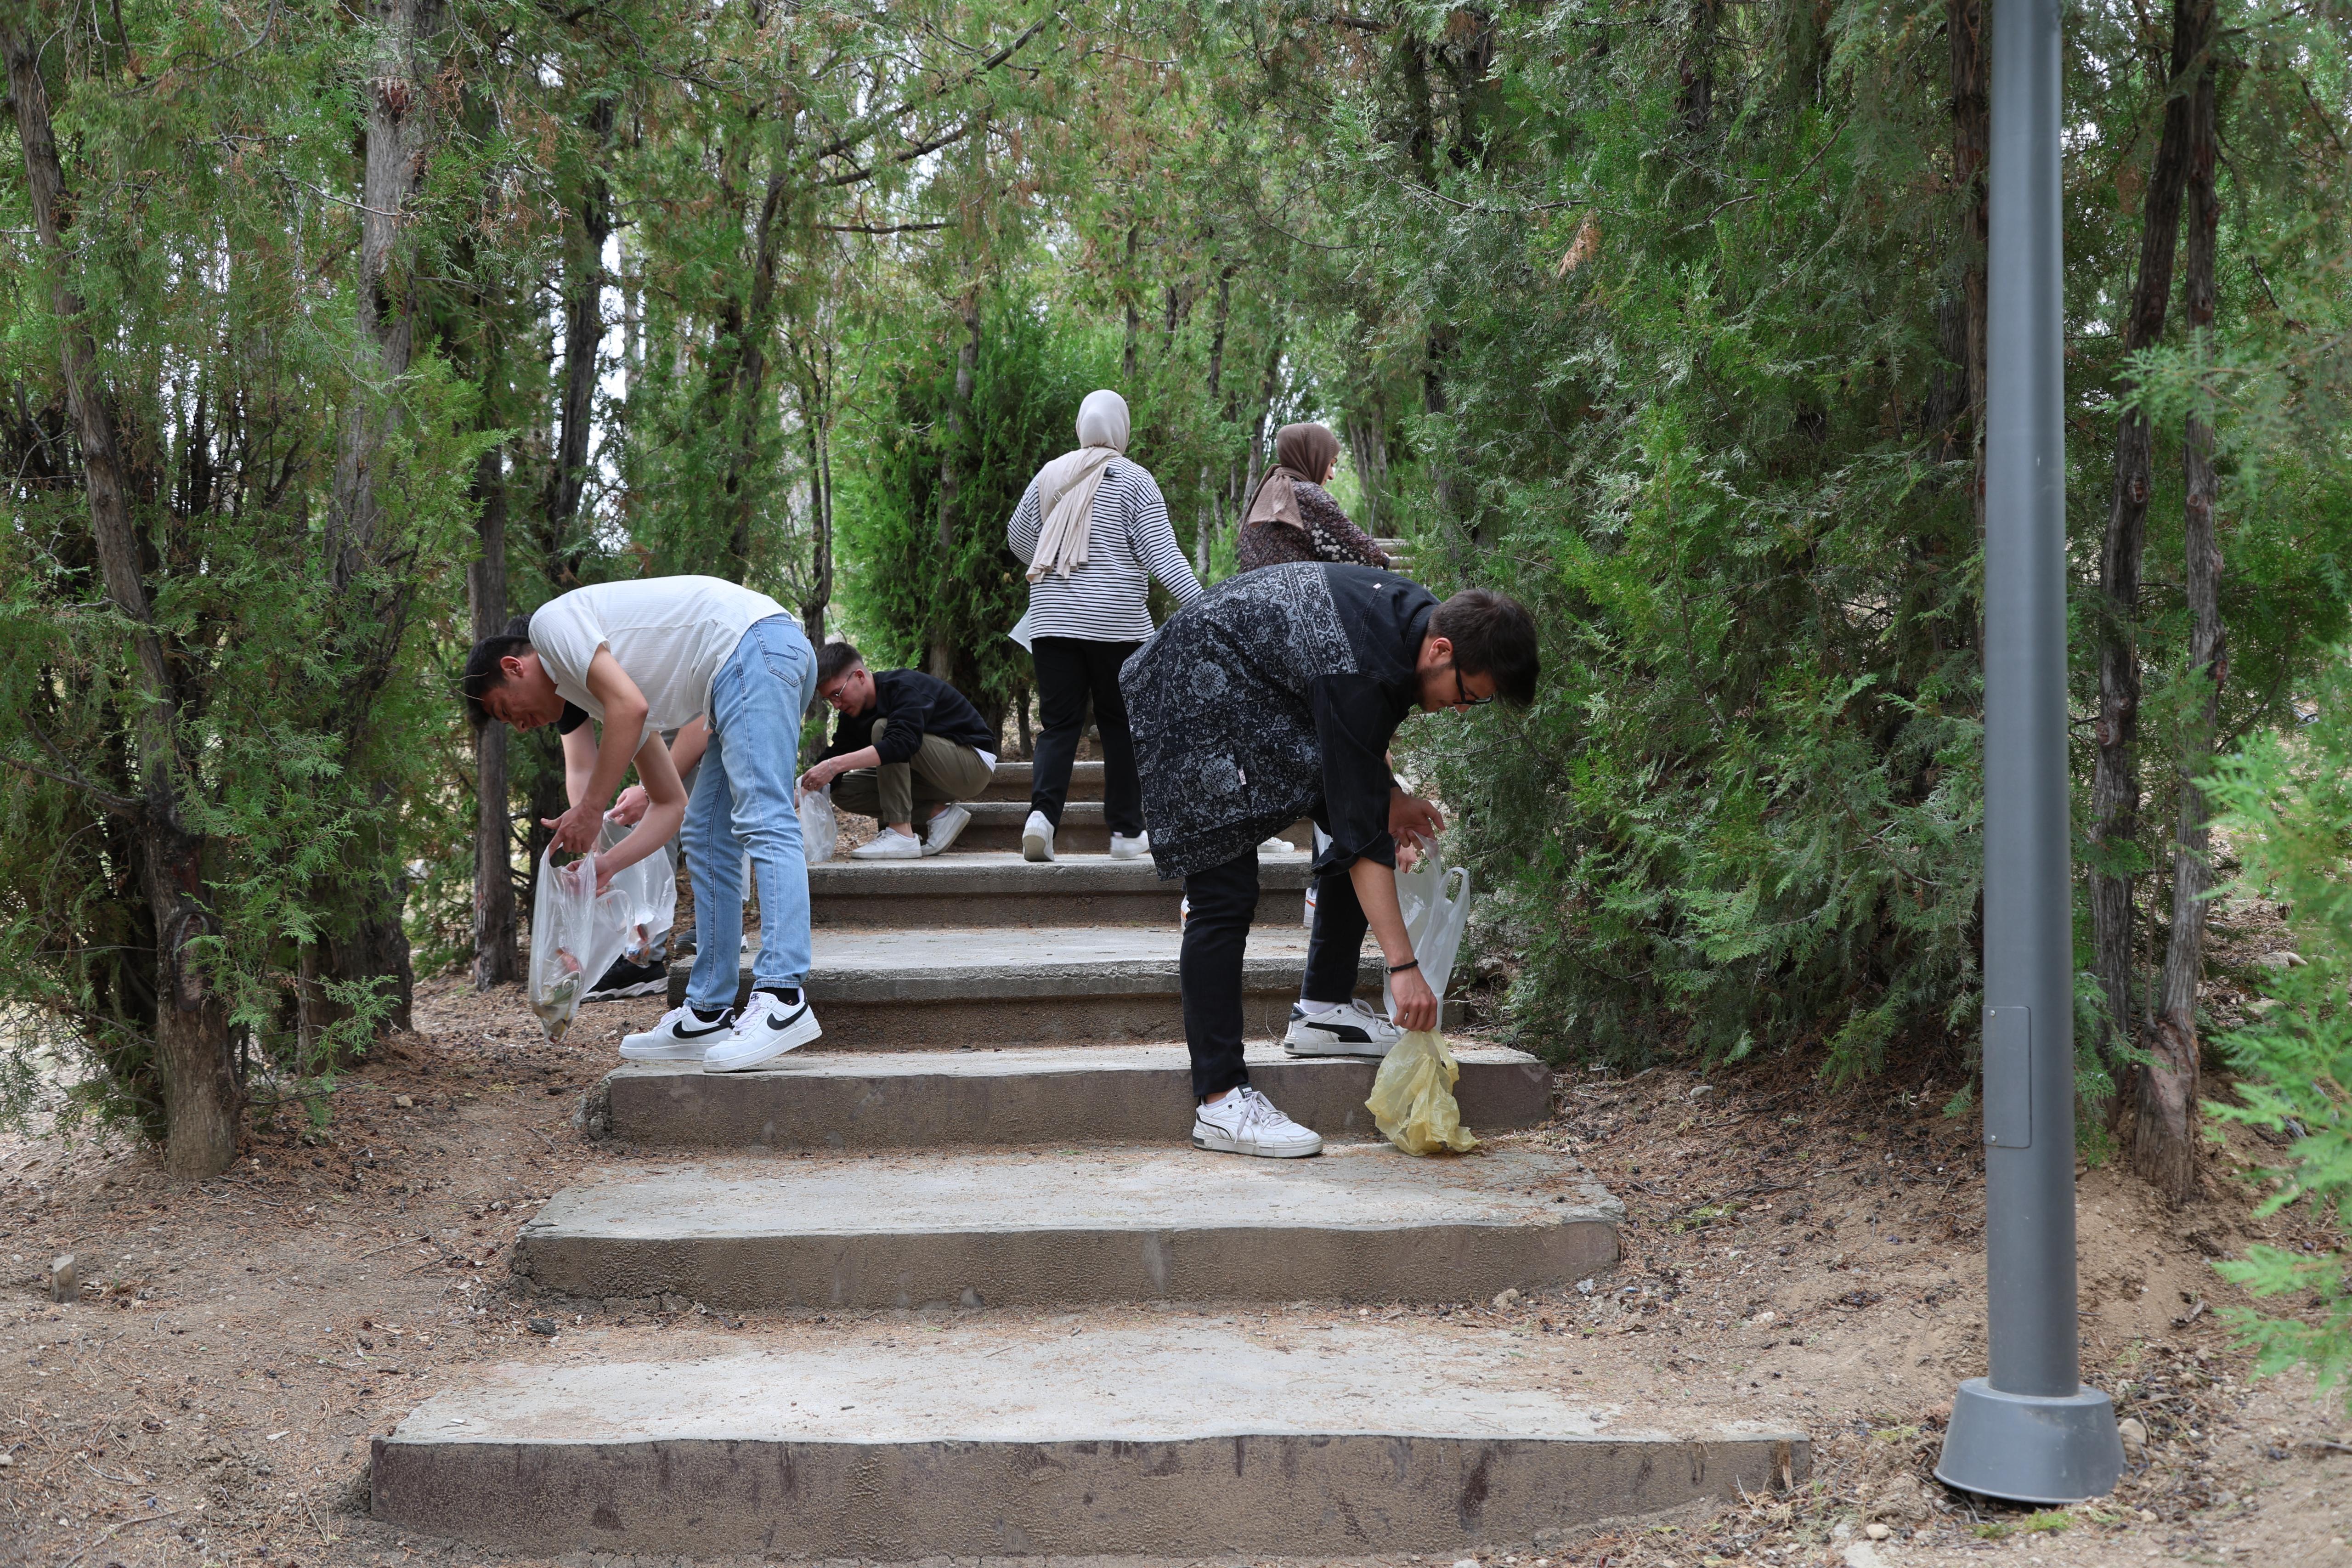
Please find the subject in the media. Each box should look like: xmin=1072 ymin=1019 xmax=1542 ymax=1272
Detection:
xmin=1120 ymin=563 xmax=1539 ymax=1158
xmin=798 ymin=641 xmax=1000 ymax=860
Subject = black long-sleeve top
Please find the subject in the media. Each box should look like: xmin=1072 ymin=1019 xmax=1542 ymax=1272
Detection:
xmin=819 ymin=668 xmax=995 ymax=766
xmin=1120 ymin=562 xmax=1433 ymax=878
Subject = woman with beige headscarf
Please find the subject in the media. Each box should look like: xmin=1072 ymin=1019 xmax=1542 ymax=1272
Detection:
xmin=1006 ymin=389 xmax=1202 ymax=862
xmin=1236 ymin=423 xmax=1393 ymax=573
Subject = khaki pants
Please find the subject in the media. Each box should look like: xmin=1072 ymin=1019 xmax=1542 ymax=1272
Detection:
xmin=832 ymin=720 xmax=994 ymax=826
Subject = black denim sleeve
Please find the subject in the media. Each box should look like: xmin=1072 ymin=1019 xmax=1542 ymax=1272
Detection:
xmin=1309 ymin=673 xmax=1402 ymax=875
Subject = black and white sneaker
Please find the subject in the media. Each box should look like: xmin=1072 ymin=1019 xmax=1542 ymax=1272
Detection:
xmin=1281 ymin=999 xmax=1404 ymax=1058
xmin=620 ymin=1005 xmax=735 ymax=1062
xmin=585 ymin=956 xmax=668 ymax=1002
xmin=701 ymin=989 xmax=821 ymax=1072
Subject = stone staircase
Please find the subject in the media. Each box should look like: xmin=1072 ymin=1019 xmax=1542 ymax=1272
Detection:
xmin=371 ymin=758 xmax=1809 ymax=1557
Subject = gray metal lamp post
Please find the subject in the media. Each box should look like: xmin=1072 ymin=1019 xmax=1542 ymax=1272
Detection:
xmin=1933 ymin=0 xmax=2126 ymax=1505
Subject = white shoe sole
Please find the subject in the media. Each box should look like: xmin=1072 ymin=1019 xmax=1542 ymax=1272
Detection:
xmin=702 ymin=1008 xmax=822 ymax=1072
xmin=850 ymin=845 xmax=920 ymax=860
xmin=1191 ymin=1125 xmax=1323 ymax=1158
xmin=619 ymin=1033 xmax=727 ymax=1063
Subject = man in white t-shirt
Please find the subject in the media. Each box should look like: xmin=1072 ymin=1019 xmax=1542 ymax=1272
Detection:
xmin=462 ymin=576 xmax=823 ymax=1071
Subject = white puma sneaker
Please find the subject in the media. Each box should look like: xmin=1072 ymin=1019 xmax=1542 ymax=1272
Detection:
xmin=1192 ymin=1086 xmax=1323 ymax=1159
xmin=1282 ymin=998 xmax=1404 ymax=1059
xmin=701 ymin=989 xmax=821 ymax=1072
xmin=620 ymin=1005 xmax=736 ymax=1062
xmin=1108 ymin=831 xmax=1149 ymax=860
xmin=1021 ymin=809 xmax=1056 ymax=862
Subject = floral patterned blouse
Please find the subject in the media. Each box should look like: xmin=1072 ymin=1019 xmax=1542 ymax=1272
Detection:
xmin=1236 ymin=480 xmax=1392 ymax=572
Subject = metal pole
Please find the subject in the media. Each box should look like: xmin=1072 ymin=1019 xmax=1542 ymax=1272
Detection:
xmin=1935 ymin=0 xmax=2124 ymax=1505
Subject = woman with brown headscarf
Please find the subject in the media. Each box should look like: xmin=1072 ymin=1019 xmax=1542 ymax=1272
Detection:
xmin=1236 ymin=423 xmax=1393 ymax=573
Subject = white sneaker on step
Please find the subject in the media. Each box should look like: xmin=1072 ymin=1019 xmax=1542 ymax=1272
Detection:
xmin=1021 ymin=809 xmax=1056 ymax=862
xmin=850 ymin=828 xmax=922 ymax=860
xmin=1108 ymin=831 xmax=1149 ymax=860
xmin=1282 ymin=998 xmax=1403 ymax=1058
xmin=922 ymin=803 xmax=972 ymax=857
xmin=1192 ymin=1085 xmax=1323 ymax=1159
xmin=620 ymin=1005 xmax=735 ymax=1062
xmin=701 ymin=990 xmax=821 ymax=1072
xmin=1259 ymin=835 xmax=1295 ymax=854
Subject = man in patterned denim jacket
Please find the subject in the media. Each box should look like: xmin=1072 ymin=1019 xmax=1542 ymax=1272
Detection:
xmin=1120 ymin=562 xmax=1540 ymax=1158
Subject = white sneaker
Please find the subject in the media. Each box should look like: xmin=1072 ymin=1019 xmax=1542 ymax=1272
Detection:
xmin=1282 ymin=998 xmax=1404 ymax=1059
xmin=850 ymin=828 xmax=922 ymax=860
xmin=701 ymin=990 xmax=821 ymax=1072
xmin=620 ymin=1005 xmax=736 ymax=1062
xmin=922 ymin=803 xmax=972 ymax=857
xmin=1021 ymin=809 xmax=1056 ymax=862
xmin=1108 ymin=831 xmax=1149 ymax=860
xmin=1259 ymin=835 xmax=1295 ymax=854
xmin=1192 ymin=1085 xmax=1323 ymax=1159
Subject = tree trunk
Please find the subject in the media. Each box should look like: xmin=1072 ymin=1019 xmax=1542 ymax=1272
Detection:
xmin=1346 ymin=401 xmax=1389 ymax=537
xmin=799 ymin=343 xmax=835 ymax=647
xmin=546 ymin=95 xmax=614 ymax=568
xmin=1121 ymin=223 xmax=1141 ymax=382
xmin=1926 ymin=0 xmax=1988 ymax=470
xmin=470 ymin=440 xmax=518 ymax=988
xmin=2137 ymin=44 xmax=2225 ymax=1202
xmin=2092 ymin=0 xmax=2211 ymax=1086
xmin=1243 ymin=328 xmax=1284 ymax=516
xmin=315 ymin=0 xmax=445 ymax=1046
xmin=7 ymin=22 xmax=239 ymax=1175
xmin=930 ymin=293 xmax=981 ymax=679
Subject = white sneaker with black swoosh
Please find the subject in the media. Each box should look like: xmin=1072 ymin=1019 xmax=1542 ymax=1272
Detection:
xmin=701 ymin=989 xmax=822 ymax=1072
xmin=619 ymin=1005 xmax=736 ymax=1062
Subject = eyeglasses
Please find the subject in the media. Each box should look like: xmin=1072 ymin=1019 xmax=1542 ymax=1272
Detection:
xmin=1453 ymin=668 xmax=1494 ymax=708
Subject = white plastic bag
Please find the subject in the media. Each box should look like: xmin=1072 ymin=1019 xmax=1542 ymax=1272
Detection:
xmin=526 ymin=847 xmax=634 ymax=1042
xmin=1385 ymin=849 xmax=1472 ymax=1026
xmin=596 ymin=821 xmax=678 ymax=966
xmin=1007 ymin=607 xmax=1035 ymax=651
xmin=799 ymin=785 xmax=839 ymax=865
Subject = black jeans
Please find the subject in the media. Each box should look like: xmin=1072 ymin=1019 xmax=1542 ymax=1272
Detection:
xmin=1029 ymin=636 xmax=1144 ymax=837
xmin=1182 ymin=848 xmax=1373 ymax=1101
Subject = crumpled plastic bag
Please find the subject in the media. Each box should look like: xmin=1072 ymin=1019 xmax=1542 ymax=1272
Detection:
xmin=596 ymin=820 xmax=677 ymax=965
xmin=526 ymin=847 xmax=634 ymax=1042
xmin=1366 ymin=1029 xmax=1478 ymax=1155
xmin=799 ymin=784 xmax=839 ymax=866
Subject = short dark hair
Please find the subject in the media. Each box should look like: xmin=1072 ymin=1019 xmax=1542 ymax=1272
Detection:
xmin=460 ymin=615 xmax=535 ymax=730
xmin=815 ymin=640 xmax=864 ymax=688
xmin=1431 ymin=589 xmax=1540 ymax=707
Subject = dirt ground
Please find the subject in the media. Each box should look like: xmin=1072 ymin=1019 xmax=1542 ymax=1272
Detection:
xmin=2 ymin=973 xmax=2345 ymax=1568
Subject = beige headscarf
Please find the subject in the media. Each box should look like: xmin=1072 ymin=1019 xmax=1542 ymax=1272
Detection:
xmin=1243 ymin=423 xmax=1342 ymax=533
xmin=1026 ymin=390 xmax=1131 ymax=581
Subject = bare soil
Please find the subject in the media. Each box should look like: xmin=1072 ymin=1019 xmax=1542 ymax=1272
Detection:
xmin=1 ymin=972 xmax=2344 ymax=1568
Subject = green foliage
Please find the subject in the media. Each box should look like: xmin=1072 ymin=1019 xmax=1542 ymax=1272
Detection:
xmin=2203 ymin=651 xmax=2352 ymax=1413
xmin=836 ymin=296 xmax=1120 ymax=716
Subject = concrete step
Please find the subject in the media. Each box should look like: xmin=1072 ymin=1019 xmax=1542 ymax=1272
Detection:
xmin=977 ymin=759 xmax=1102 ymax=803
xmin=372 ymin=1319 xmax=1808 ymax=1557
xmin=598 ymin=1040 xmax=1552 ymax=1149
xmin=509 ymin=1144 xmax=1620 ymax=1311
xmin=810 ymin=850 xmax=1311 ymax=928
xmin=940 ymin=801 xmax=1314 ymax=856
xmin=660 ymin=924 xmax=1405 ymax=1047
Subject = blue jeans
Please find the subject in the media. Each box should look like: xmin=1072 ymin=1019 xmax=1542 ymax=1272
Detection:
xmin=683 ymin=616 xmax=816 ymax=1011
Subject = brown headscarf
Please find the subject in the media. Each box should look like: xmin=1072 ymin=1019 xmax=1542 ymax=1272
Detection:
xmin=1243 ymin=423 xmax=1343 ymax=532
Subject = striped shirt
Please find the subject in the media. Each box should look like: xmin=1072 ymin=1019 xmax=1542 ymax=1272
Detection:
xmin=1007 ymin=456 xmax=1202 ymax=642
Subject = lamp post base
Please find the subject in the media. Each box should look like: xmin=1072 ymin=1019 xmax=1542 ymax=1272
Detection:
xmin=1934 ymin=1378 xmax=2125 ymax=1504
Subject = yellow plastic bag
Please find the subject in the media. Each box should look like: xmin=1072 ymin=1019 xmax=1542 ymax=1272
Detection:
xmin=1366 ymin=1030 xmax=1478 ymax=1155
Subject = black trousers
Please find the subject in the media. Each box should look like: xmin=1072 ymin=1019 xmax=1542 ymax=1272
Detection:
xmin=1029 ymin=635 xmax=1144 ymax=837
xmin=1182 ymin=848 xmax=1374 ymax=1101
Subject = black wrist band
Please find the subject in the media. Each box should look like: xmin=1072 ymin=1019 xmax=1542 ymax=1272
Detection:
xmin=1386 ymin=958 xmax=1420 ymax=974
